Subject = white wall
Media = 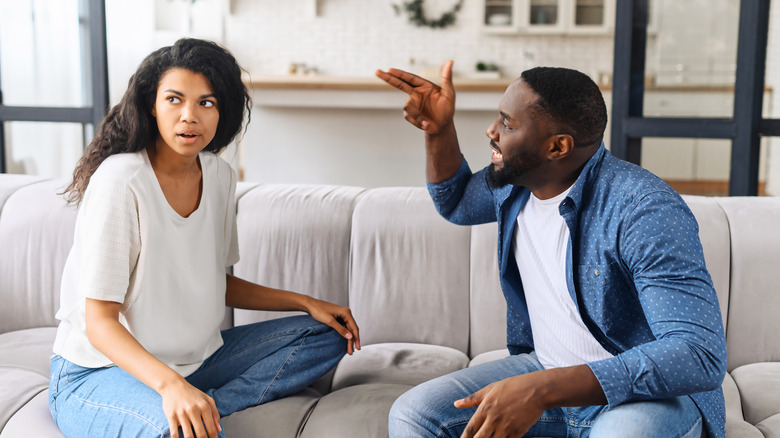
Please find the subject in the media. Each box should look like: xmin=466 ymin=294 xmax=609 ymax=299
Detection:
xmin=3 ymin=0 xmax=779 ymax=194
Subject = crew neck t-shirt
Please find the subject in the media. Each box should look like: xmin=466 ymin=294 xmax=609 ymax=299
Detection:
xmin=513 ymin=187 xmax=613 ymax=370
xmin=53 ymin=149 xmax=239 ymax=376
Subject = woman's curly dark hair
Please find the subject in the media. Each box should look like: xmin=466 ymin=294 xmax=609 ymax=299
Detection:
xmin=63 ymin=38 xmax=251 ymax=204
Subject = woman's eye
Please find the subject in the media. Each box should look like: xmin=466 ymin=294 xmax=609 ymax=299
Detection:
xmin=166 ymin=96 xmax=181 ymax=104
xmin=201 ymin=100 xmax=215 ymax=108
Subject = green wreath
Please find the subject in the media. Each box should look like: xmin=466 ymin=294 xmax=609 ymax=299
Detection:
xmin=393 ymin=0 xmax=464 ymax=29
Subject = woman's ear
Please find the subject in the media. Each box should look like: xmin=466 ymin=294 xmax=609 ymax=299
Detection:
xmin=548 ymin=134 xmax=575 ymax=160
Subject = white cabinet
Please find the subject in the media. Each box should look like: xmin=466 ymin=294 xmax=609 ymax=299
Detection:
xmin=482 ymin=0 xmax=614 ymax=35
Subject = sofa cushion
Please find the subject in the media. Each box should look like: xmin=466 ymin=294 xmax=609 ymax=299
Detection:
xmin=717 ymin=197 xmax=780 ymax=370
xmin=0 ymin=175 xmax=48 ymax=214
xmin=468 ymin=222 xmax=507 ymax=358
xmin=469 ymin=349 xmax=510 ymax=368
xmin=0 ymin=391 xmax=63 ymax=438
xmin=300 ymin=383 xmax=412 ymax=438
xmin=0 ymin=327 xmax=56 ymax=378
xmin=681 ymin=195 xmax=731 ymax=330
xmin=756 ymin=414 xmax=780 ymax=438
xmin=221 ymin=387 xmax=320 ymax=438
xmin=331 ymin=343 xmax=469 ymax=391
xmin=0 ymin=368 xmax=48 ymax=433
xmin=233 ymin=184 xmax=363 ymax=326
xmin=0 ymin=179 xmax=75 ymax=334
xmin=349 ymin=187 xmax=471 ymax=352
xmin=730 ymin=362 xmax=780 ymax=426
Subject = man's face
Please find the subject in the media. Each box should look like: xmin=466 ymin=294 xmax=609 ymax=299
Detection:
xmin=486 ymin=80 xmax=552 ymax=188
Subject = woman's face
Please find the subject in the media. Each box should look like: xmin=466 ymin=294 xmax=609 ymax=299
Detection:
xmin=151 ymin=67 xmax=219 ymax=159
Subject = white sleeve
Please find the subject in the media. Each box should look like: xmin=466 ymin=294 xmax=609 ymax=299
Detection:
xmin=77 ymin=176 xmax=141 ymax=303
xmin=225 ymin=167 xmax=240 ymax=267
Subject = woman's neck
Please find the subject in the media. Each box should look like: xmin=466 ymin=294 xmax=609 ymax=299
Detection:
xmin=146 ymin=139 xmax=200 ymax=179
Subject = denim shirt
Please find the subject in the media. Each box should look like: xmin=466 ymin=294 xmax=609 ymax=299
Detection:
xmin=427 ymin=145 xmax=727 ymax=438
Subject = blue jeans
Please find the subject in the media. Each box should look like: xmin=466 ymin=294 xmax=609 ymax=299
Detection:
xmin=389 ymin=352 xmax=704 ymax=438
xmin=49 ymin=315 xmax=345 ymax=438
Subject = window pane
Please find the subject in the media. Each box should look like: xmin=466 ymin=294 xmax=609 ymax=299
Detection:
xmin=764 ymin=0 xmax=780 ymax=196
xmin=529 ymin=0 xmax=558 ymax=25
xmin=0 ymin=0 xmax=89 ymax=107
xmin=644 ymin=0 xmax=739 ymax=118
xmin=575 ymin=0 xmax=604 ymax=26
xmin=641 ymin=138 xmax=734 ymax=196
xmin=3 ymin=122 xmax=84 ymax=177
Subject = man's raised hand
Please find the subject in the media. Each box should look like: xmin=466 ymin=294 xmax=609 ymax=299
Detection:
xmin=375 ymin=60 xmax=456 ymax=135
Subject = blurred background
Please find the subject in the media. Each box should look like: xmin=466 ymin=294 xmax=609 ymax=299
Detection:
xmin=1 ymin=0 xmax=778 ymax=195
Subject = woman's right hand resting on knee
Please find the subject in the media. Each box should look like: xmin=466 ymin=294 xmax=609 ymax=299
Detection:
xmin=86 ymin=298 xmax=222 ymax=438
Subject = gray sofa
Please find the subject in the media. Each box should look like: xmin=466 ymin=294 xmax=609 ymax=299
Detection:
xmin=0 ymin=173 xmax=779 ymax=437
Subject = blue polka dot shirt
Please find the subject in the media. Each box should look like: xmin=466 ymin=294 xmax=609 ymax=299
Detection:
xmin=427 ymin=144 xmax=727 ymax=438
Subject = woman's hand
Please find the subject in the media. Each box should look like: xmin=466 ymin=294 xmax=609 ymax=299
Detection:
xmin=160 ymin=377 xmax=222 ymax=438
xmin=305 ymin=298 xmax=361 ymax=355
xmin=375 ymin=60 xmax=456 ymax=135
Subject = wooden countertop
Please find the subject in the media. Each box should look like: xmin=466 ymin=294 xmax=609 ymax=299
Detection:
xmin=246 ymin=75 xmax=515 ymax=92
xmin=245 ymin=75 xmax=770 ymax=93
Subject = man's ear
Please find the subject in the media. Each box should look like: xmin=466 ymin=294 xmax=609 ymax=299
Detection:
xmin=548 ymin=134 xmax=575 ymax=160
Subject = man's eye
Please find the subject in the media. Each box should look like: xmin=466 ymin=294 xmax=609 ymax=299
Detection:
xmin=502 ymin=121 xmax=511 ymax=129
xmin=167 ymin=96 xmax=181 ymax=104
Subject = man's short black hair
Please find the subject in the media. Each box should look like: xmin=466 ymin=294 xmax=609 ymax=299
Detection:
xmin=520 ymin=67 xmax=607 ymax=148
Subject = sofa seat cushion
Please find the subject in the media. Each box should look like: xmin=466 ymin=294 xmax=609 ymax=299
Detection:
xmin=0 ymin=327 xmax=56 ymax=378
xmin=300 ymin=383 xmax=412 ymax=438
xmin=0 ymin=391 xmax=63 ymax=438
xmin=0 ymin=368 xmax=48 ymax=433
xmin=221 ymin=387 xmax=320 ymax=438
xmin=731 ymin=362 xmax=780 ymax=426
xmin=469 ymin=349 xmax=510 ymax=367
xmin=757 ymin=414 xmax=780 ymax=438
xmin=331 ymin=343 xmax=469 ymax=391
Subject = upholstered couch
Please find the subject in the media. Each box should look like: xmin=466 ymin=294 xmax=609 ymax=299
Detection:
xmin=0 ymin=173 xmax=778 ymax=437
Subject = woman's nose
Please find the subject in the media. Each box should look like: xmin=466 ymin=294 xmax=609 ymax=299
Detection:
xmin=180 ymin=104 xmax=198 ymax=123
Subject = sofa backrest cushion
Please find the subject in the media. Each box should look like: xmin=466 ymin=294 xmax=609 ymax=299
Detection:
xmin=348 ymin=187 xmax=471 ymax=353
xmin=681 ymin=195 xmax=731 ymax=330
xmin=716 ymin=197 xmax=780 ymax=371
xmin=232 ymin=184 xmax=363 ymax=326
xmin=468 ymin=222 xmax=506 ymax=357
xmin=0 ymin=179 xmax=75 ymax=334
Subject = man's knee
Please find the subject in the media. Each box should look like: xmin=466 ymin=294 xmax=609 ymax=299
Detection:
xmin=590 ymin=397 xmax=702 ymax=438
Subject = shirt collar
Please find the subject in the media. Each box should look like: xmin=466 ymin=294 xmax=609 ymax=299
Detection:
xmin=565 ymin=142 xmax=608 ymax=211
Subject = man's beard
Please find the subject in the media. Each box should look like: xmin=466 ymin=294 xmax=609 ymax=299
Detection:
xmin=486 ymin=151 xmax=541 ymax=188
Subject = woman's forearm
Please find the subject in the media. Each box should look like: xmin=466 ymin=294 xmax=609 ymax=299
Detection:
xmin=225 ymin=274 xmax=313 ymax=312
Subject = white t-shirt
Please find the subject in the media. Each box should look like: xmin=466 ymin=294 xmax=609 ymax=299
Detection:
xmin=513 ymin=188 xmax=613 ymax=370
xmin=53 ymin=149 xmax=240 ymax=376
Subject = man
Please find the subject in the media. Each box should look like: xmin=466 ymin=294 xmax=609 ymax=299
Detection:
xmin=375 ymin=62 xmax=726 ymax=438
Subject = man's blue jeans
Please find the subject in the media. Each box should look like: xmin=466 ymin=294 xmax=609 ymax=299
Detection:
xmin=389 ymin=352 xmax=704 ymax=438
xmin=48 ymin=315 xmax=345 ymax=437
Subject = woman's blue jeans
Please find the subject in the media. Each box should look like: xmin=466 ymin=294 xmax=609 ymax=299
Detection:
xmin=48 ymin=315 xmax=346 ymax=438
xmin=389 ymin=352 xmax=705 ymax=438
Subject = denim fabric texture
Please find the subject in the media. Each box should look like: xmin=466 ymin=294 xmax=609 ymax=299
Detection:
xmin=426 ymin=144 xmax=727 ymax=438
xmin=389 ymin=352 xmax=704 ymax=438
xmin=48 ymin=315 xmax=345 ymax=437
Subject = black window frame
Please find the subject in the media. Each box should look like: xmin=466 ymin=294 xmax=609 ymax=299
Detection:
xmin=610 ymin=0 xmax=777 ymax=196
xmin=0 ymin=0 xmax=109 ymax=174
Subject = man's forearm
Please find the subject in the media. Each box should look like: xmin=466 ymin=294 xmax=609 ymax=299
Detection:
xmin=536 ymin=364 xmax=607 ymax=409
xmin=425 ymin=120 xmax=463 ymax=184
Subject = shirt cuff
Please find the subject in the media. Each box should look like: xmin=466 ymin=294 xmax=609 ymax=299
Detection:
xmin=587 ymin=355 xmax=634 ymax=408
xmin=426 ymin=157 xmax=471 ymax=198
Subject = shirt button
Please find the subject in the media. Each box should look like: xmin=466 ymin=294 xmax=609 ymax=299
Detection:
xmin=594 ymin=269 xmax=600 ymax=276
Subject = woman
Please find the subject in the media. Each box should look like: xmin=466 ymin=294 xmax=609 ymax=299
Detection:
xmin=49 ymin=38 xmax=360 ymax=438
